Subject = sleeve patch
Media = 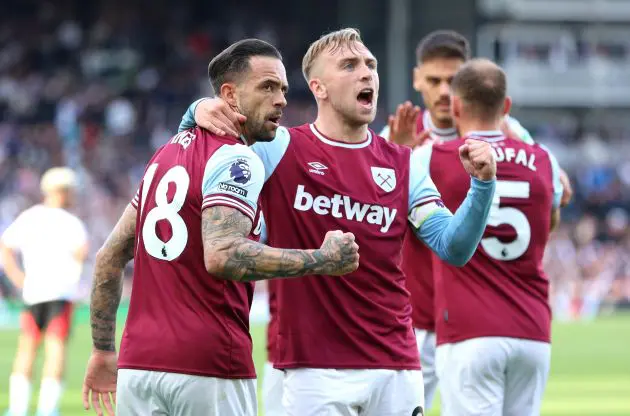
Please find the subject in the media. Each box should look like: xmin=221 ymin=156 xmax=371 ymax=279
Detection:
xmin=409 ymin=199 xmax=447 ymax=229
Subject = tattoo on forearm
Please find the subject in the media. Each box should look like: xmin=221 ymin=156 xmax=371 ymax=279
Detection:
xmin=90 ymin=205 xmax=136 ymax=351
xmin=202 ymin=207 xmax=351 ymax=281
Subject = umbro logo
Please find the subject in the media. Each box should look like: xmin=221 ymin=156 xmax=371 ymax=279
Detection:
xmin=308 ymin=161 xmax=328 ymax=176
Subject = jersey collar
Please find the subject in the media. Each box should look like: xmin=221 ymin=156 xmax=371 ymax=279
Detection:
xmin=309 ymin=124 xmax=372 ymax=149
xmin=464 ymin=130 xmax=505 ymax=142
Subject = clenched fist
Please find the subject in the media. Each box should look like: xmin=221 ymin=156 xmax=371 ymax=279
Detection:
xmin=459 ymin=139 xmax=497 ymax=181
xmin=318 ymin=230 xmax=360 ymax=276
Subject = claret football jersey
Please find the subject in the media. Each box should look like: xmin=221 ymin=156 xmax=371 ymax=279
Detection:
xmin=119 ymin=127 xmax=264 ymax=378
xmin=253 ymin=124 xmax=443 ymax=369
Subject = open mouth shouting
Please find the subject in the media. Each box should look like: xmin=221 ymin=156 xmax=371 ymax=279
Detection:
xmin=357 ymin=88 xmax=375 ymax=109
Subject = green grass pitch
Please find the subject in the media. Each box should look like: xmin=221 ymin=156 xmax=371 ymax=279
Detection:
xmin=1 ymin=310 xmax=629 ymax=415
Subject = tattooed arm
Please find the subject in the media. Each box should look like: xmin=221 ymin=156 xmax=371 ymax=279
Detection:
xmin=202 ymin=206 xmax=359 ymax=281
xmin=90 ymin=204 xmax=136 ymax=352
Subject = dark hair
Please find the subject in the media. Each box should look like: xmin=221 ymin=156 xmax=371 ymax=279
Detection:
xmin=208 ymin=38 xmax=282 ymax=95
xmin=451 ymin=58 xmax=507 ymax=120
xmin=415 ymin=30 xmax=470 ymax=64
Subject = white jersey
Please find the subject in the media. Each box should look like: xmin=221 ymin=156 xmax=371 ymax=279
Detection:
xmin=1 ymin=205 xmax=87 ymax=305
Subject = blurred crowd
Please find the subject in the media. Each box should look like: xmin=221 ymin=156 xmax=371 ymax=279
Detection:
xmin=0 ymin=0 xmax=628 ymax=318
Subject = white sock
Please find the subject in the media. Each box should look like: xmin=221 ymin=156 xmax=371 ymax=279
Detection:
xmin=36 ymin=377 xmax=63 ymax=416
xmin=9 ymin=373 xmax=31 ymax=416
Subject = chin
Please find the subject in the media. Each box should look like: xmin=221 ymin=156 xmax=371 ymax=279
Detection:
xmin=255 ymin=130 xmax=276 ymax=142
xmin=356 ymin=112 xmax=376 ymax=125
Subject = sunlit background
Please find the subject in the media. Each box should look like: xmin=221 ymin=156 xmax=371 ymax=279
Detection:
xmin=0 ymin=0 xmax=628 ymax=414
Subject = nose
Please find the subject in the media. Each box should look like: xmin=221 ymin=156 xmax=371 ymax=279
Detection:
xmin=359 ymin=63 xmax=373 ymax=82
xmin=274 ymin=91 xmax=287 ymax=108
xmin=438 ymin=81 xmax=450 ymax=97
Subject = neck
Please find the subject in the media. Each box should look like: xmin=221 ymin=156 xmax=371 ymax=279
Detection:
xmin=314 ymin=106 xmax=369 ymax=143
xmin=240 ymin=135 xmax=254 ymax=146
xmin=457 ymin=119 xmax=502 ymax=137
xmin=43 ymin=196 xmax=65 ymax=209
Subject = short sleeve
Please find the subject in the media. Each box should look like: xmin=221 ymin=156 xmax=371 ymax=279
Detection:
xmin=130 ymin=188 xmax=140 ymax=209
xmin=201 ymin=144 xmax=265 ymax=224
xmin=1 ymin=212 xmax=27 ymax=249
xmin=250 ymin=126 xmax=291 ymax=182
xmin=407 ymin=145 xmax=449 ymax=228
xmin=539 ymin=144 xmax=564 ymax=209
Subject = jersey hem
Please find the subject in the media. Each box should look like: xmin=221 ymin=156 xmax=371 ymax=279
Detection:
xmin=274 ymin=362 xmax=421 ymax=371
xmin=201 ymin=198 xmax=255 ymax=224
xmin=413 ymin=323 xmax=435 ymax=332
xmin=22 ymin=296 xmax=75 ymax=306
xmin=437 ymin=333 xmax=551 ymax=346
xmin=117 ymin=364 xmax=257 ymax=379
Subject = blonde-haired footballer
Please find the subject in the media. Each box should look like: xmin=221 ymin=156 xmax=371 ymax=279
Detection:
xmin=1 ymin=167 xmax=88 ymax=416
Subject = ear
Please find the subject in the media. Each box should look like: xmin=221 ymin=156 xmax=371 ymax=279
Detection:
xmin=220 ymin=83 xmax=238 ymax=107
xmin=503 ymin=96 xmax=512 ymax=117
xmin=451 ymin=94 xmax=462 ymax=120
xmin=412 ymin=66 xmax=423 ymax=92
xmin=309 ymin=78 xmax=328 ymax=100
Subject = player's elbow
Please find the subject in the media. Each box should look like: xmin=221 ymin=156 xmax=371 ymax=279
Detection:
xmin=204 ymin=253 xmax=225 ymax=277
xmin=550 ymin=207 xmax=561 ymax=232
xmin=440 ymin=245 xmax=474 ymax=267
xmin=443 ymin=254 xmax=470 ymax=267
xmin=94 ymin=247 xmax=109 ymax=269
xmin=204 ymin=248 xmax=242 ymax=281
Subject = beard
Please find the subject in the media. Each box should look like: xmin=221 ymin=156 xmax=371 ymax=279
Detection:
xmin=242 ymin=119 xmax=276 ymax=142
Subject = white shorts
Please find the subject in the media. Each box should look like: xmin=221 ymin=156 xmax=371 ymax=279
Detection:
xmin=436 ymin=337 xmax=551 ymax=416
xmin=283 ymin=368 xmax=424 ymax=416
xmin=262 ymin=361 xmax=285 ymax=416
xmin=415 ymin=328 xmax=438 ymax=410
xmin=116 ymin=369 xmax=257 ymax=416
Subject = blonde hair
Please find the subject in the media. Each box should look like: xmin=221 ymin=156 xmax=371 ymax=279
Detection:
xmin=302 ymin=28 xmax=364 ymax=81
xmin=40 ymin=167 xmax=78 ymax=194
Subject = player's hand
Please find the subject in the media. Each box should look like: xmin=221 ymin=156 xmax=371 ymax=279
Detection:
xmin=559 ymin=168 xmax=573 ymax=207
xmin=459 ymin=139 xmax=497 ymax=181
xmin=318 ymin=230 xmax=360 ymax=276
xmin=194 ymin=98 xmax=246 ymax=137
xmin=82 ymin=350 xmax=118 ymax=416
xmin=387 ymin=101 xmax=429 ymax=148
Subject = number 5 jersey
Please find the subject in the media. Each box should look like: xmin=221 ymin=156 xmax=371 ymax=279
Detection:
xmin=424 ymin=131 xmax=563 ymax=346
xmin=119 ymin=127 xmax=264 ymax=379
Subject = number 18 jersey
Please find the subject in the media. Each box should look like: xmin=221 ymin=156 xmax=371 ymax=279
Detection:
xmin=425 ymin=132 xmax=563 ymax=346
xmin=118 ymin=127 xmax=264 ymax=379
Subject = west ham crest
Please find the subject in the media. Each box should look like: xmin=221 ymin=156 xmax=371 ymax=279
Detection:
xmin=371 ymin=167 xmax=396 ymax=192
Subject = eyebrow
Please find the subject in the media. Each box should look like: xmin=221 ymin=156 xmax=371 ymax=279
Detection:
xmin=339 ymin=56 xmax=378 ymax=66
xmin=260 ymin=77 xmax=289 ymax=93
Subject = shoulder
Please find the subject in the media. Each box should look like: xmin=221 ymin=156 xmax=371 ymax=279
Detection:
xmin=511 ymin=138 xmax=552 ymax=157
xmin=285 ymin=124 xmax=317 ymax=143
xmin=18 ymin=205 xmax=45 ymax=221
xmin=64 ymin=211 xmax=87 ymax=231
xmin=372 ymin=132 xmax=410 ymax=158
xmin=206 ymin=143 xmax=264 ymax=175
xmin=434 ymin=138 xmax=464 ymax=152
